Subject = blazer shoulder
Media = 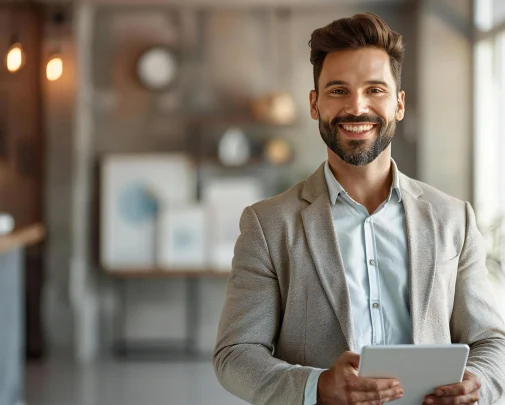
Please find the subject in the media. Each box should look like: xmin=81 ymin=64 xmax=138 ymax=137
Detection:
xmin=413 ymin=178 xmax=465 ymax=204
xmin=405 ymin=176 xmax=468 ymax=219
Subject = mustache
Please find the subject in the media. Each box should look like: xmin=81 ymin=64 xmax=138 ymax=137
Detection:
xmin=330 ymin=115 xmax=384 ymax=128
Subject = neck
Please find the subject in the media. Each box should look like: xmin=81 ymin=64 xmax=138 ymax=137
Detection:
xmin=327 ymin=147 xmax=394 ymax=214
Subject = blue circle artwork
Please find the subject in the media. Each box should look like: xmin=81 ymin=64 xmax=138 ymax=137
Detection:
xmin=117 ymin=182 xmax=159 ymax=225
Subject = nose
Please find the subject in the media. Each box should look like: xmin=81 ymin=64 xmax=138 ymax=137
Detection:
xmin=344 ymin=93 xmax=369 ymax=116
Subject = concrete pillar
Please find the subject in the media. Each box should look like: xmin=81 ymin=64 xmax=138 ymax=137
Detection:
xmin=71 ymin=3 xmax=99 ymax=364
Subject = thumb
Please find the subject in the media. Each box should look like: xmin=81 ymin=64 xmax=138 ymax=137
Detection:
xmin=341 ymin=351 xmax=360 ymax=370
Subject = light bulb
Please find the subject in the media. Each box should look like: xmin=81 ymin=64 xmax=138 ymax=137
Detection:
xmin=6 ymin=43 xmax=24 ymax=73
xmin=46 ymin=56 xmax=63 ymax=81
xmin=265 ymin=138 xmax=292 ymax=165
xmin=269 ymin=93 xmax=296 ymax=125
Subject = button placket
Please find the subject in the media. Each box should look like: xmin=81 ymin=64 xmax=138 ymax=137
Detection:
xmin=364 ymin=216 xmax=382 ymax=345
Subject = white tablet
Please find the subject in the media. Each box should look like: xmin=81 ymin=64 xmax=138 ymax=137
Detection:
xmin=358 ymin=344 xmax=469 ymax=405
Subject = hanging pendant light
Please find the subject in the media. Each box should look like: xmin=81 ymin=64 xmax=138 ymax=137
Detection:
xmin=6 ymin=1 xmax=25 ymax=73
xmin=6 ymin=40 xmax=25 ymax=73
xmin=46 ymin=9 xmax=64 ymax=81
xmin=46 ymin=55 xmax=62 ymax=81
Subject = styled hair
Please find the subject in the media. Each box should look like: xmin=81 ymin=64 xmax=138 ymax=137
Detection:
xmin=309 ymin=12 xmax=404 ymax=93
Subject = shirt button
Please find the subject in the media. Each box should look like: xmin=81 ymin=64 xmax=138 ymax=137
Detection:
xmin=372 ymin=303 xmax=380 ymax=309
xmin=366 ymin=218 xmax=371 ymax=223
xmin=369 ymin=259 xmax=376 ymax=266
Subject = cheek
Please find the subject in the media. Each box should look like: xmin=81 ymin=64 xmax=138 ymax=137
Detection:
xmin=318 ymin=99 xmax=345 ymax=117
xmin=373 ymin=100 xmax=397 ymax=123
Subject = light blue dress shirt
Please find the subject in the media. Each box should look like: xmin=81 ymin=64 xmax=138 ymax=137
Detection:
xmin=304 ymin=159 xmax=412 ymax=404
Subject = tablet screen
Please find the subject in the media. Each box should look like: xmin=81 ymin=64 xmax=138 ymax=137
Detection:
xmin=358 ymin=344 xmax=469 ymax=405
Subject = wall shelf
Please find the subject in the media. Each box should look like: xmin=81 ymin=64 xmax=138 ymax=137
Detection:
xmin=103 ymin=268 xmax=230 ymax=278
xmin=0 ymin=224 xmax=45 ymax=256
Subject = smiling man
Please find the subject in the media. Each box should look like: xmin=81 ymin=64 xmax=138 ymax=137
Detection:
xmin=213 ymin=13 xmax=505 ymax=405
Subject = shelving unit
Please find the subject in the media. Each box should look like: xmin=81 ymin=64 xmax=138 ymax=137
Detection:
xmin=99 ymin=113 xmax=295 ymax=360
xmin=105 ymin=267 xmax=230 ymax=360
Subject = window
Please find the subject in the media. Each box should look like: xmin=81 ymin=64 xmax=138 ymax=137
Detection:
xmin=474 ymin=0 xmax=505 ymax=278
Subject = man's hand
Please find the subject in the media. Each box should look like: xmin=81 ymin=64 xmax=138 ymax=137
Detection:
xmin=317 ymin=351 xmax=404 ymax=405
xmin=423 ymin=370 xmax=481 ymax=405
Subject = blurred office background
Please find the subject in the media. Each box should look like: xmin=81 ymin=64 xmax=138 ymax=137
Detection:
xmin=0 ymin=0 xmax=503 ymax=404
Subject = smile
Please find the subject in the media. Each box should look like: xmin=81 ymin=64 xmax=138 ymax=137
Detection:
xmin=337 ymin=123 xmax=378 ymax=140
xmin=339 ymin=123 xmax=376 ymax=133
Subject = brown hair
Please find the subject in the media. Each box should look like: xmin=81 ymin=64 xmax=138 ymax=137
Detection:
xmin=309 ymin=12 xmax=404 ymax=94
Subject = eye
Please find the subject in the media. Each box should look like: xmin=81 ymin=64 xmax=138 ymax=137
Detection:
xmin=368 ymin=88 xmax=384 ymax=94
xmin=330 ymin=88 xmax=347 ymax=95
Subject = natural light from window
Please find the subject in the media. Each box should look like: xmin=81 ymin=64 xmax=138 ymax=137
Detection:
xmin=474 ymin=0 xmax=505 ymax=299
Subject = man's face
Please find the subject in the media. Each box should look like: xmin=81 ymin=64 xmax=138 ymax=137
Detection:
xmin=309 ymin=48 xmax=405 ymax=166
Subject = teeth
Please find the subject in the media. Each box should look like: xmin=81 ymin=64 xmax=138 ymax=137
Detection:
xmin=342 ymin=124 xmax=373 ymax=133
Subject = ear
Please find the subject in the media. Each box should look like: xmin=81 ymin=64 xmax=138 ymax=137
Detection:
xmin=309 ymin=90 xmax=319 ymax=120
xmin=396 ymin=90 xmax=405 ymax=121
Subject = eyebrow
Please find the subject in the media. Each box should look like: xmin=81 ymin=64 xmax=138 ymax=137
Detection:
xmin=324 ymin=80 xmax=390 ymax=89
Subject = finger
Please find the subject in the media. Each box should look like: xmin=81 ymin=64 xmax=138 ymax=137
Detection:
xmin=434 ymin=379 xmax=479 ymax=397
xmin=356 ymin=394 xmax=404 ymax=405
xmin=355 ymin=377 xmax=401 ymax=392
xmin=351 ymin=386 xmax=404 ymax=403
xmin=462 ymin=370 xmax=479 ymax=383
xmin=423 ymin=391 xmax=480 ymax=405
xmin=452 ymin=392 xmax=480 ymax=405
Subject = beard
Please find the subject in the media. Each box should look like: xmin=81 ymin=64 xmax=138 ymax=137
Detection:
xmin=318 ymin=113 xmax=396 ymax=166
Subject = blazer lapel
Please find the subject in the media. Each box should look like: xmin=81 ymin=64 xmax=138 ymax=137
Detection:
xmin=400 ymin=174 xmax=438 ymax=344
xmin=301 ymin=166 xmax=356 ymax=352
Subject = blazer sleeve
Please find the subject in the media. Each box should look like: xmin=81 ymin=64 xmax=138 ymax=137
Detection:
xmin=450 ymin=202 xmax=505 ymax=405
xmin=213 ymin=205 xmax=314 ymax=405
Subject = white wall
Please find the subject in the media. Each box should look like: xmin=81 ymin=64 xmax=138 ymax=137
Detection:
xmin=417 ymin=0 xmax=473 ymax=201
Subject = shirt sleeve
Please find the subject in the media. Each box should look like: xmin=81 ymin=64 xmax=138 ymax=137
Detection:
xmin=304 ymin=368 xmax=327 ymax=405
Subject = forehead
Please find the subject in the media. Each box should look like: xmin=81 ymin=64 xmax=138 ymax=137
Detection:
xmin=319 ymin=48 xmax=394 ymax=87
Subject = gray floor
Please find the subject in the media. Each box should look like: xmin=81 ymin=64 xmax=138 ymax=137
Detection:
xmin=25 ymin=358 xmax=247 ymax=405
xmin=22 ymin=355 xmax=505 ymax=405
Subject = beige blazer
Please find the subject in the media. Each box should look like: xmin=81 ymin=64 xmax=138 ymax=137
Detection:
xmin=214 ymin=163 xmax=505 ymax=405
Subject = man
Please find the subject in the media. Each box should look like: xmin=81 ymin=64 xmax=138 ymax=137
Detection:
xmin=213 ymin=12 xmax=505 ymax=405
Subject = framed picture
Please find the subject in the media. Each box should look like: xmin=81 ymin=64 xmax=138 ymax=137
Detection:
xmin=100 ymin=153 xmax=196 ymax=270
xmin=202 ymin=177 xmax=264 ymax=271
xmin=157 ymin=204 xmax=206 ymax=270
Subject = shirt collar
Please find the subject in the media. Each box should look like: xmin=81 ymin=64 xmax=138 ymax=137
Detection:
xmin=323 ymin=158 xmax=402 ymax=205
